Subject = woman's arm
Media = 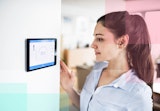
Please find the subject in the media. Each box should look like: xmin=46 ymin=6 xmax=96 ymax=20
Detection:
xmin=66 ymin=87 xmax=80 ymax=108
xmin=60 ymin=60 xmax=80 ymax=108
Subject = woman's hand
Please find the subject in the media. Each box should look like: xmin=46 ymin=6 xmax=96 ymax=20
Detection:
xmin=60 ymin=60 xmax=75 ymax=93
xmin=60 ymin=60 xmax=80 ymax=108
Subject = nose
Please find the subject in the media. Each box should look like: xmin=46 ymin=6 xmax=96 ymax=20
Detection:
xmin=91 ymin=40 xmax=97 ymax=49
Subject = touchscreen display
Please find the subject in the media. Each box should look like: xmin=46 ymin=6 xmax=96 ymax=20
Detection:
xmin=26 ymin=38 xmax=57 ymax=71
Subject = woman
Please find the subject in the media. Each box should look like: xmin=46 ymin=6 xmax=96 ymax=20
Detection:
xmin=60 ymin=11 xmax=154 ymax=111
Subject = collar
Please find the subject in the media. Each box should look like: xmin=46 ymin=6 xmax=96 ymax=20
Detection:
xmin=109 ymin=69 xmax=143 ymax=91
xmin=110 ymin=69 xmax=133 ymax=88
xmin=93 ymin=61 xmax=109 ymax=70
xmin=92 ymin=62 xmax=143 ymax=91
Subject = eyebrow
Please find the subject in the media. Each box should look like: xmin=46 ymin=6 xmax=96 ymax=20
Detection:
xmin=93 ymin=33 xmax=104 ymax=36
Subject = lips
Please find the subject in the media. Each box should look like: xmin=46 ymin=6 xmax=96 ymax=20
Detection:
xmin=95 ymin=51 xmax=101 ymax=55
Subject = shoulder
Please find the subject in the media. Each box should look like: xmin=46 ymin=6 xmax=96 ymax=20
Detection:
xmin=129 ymin=81 xmax=152 ymax=103
xmin=123 ymin=70 xmax=153 ymax=110
xmin=126 ymin=85 xmax=153 ymax=110
xmin=125 ymin=71 xmax=152 ymax=97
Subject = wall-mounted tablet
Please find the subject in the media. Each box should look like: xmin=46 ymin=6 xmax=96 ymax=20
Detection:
xmin=26 ymin=38 xmax=57 ymax=71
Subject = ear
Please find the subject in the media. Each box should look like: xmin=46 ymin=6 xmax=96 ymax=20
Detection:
xmin=117 ymin=34 xmax=129 ymax=48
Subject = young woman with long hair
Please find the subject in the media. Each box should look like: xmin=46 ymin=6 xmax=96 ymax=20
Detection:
xmin=60 ymin=11 xmax=154 ymax=111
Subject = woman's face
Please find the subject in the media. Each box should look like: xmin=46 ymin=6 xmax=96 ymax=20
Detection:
xmin=91 ymin=22 xmax=120 ymax=62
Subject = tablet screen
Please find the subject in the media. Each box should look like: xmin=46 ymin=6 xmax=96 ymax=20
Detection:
xmin=26 ymin=38 xmax=57 ymax=71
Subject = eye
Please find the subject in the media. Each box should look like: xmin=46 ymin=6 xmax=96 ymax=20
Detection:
xmin=97 ymin=38 xmax=104 ymax=42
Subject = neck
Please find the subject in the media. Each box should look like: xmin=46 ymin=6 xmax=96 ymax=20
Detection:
xmin=105 ymin=52 xmax=130 ymax=78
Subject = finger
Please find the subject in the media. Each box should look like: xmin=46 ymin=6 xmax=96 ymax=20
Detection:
xmin=70 ymin=71 xmax=75 ymax=79
xmin=60 ymin=60 xmax=66 ymax=70
xmin=60 ymin=60 xmax=69 ymax=72
xmin=60 ymin=62 xmax=64 ymax=72
xmin=60 ymin=60 xmax=64 ymax=69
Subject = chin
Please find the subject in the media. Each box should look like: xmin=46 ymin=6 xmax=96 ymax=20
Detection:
xmin=96 ymin=57 xmax=109 ymax=62
xmin=96 ymin=58 xmax=106 ymax=62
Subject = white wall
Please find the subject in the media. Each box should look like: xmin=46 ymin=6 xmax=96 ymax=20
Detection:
xmin=0 ymin=0 xmax=61 ymax=111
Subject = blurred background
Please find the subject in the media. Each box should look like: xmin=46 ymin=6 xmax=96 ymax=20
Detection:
xmin=2 ymin=0 xmax=159 ymax=111
xmin=60 ymin=0 xmax=160 ymax=111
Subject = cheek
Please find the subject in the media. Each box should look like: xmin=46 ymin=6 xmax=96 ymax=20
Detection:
xmin=103 ymin=44 xmax=118 ymax=57
xmin=104 ymin=44 xmax=117 ymax=52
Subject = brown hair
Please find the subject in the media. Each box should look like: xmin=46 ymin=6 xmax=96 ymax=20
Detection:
xmin=97 ymin=11 xmax=154 ymax=85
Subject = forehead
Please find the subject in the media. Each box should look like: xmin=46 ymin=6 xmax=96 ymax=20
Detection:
xmin=94 ymin=22 xmax=106 ymax=32
xmin=94 ymin=22 xmax=114 ymax=37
